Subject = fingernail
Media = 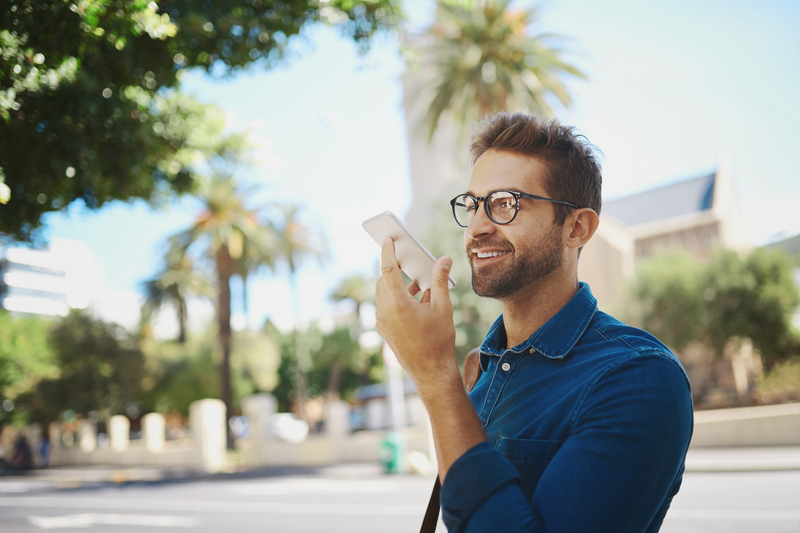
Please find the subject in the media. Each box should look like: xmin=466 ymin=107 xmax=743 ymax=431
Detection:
xmin=442 ymin=257 xmax=452 ymax=269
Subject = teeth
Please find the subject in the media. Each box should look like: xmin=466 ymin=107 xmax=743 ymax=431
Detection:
xmin=476 ymin=251 xmax=509 ymax=259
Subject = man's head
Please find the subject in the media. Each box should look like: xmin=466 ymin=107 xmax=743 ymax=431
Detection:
xmin=461 ymin=112 xmax=602 ymax=300
xmin=470 ymin=112 xmax=602 ymax=225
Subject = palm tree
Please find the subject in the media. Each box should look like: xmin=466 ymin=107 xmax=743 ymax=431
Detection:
xmin=408 ymin=0 xmax=586 ymax=141
xmin=272 ymin=204 xmax=326 ymax=420
xmin=170 ymin=172 xmax=275 ymax=447
xmin=142 ymin=248 xmax=212 ymax=343
xmin=330 ymin=273 xmax=375 ymax=322
xmin=328 ymin=273 xmax=376 ymax=397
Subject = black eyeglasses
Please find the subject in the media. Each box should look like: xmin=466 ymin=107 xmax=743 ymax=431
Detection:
xmin=450 ymin=190 xmax=580 ymax=227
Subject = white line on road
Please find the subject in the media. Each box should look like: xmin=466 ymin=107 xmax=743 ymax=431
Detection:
xmin=231 ymin=479 xmax=401 ymax=496
xmin=666 ymin=509 xmax=800 ymax=521
xmin=27 ymin=513 xmax=201 ymax=530
xmin=0 ymin=497 xmax=421 ymax=516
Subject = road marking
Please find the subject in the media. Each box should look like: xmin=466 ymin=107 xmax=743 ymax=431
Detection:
xmin=27 ymin=513 xmax=200 ymax=529
xmin=1 ymin=497 xmax=421 ymax=516
xmin=666 ymin=509 xmax=800 ymax=521
xmin=233 ymin=478 xmax=401 ymax=495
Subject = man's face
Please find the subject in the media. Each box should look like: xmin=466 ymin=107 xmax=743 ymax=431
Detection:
xmin=464 ymin=150 xmax=566 ymax=299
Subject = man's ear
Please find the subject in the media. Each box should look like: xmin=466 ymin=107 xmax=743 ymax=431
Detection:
xmin=565 ymin=208 xmax=600 ymax=250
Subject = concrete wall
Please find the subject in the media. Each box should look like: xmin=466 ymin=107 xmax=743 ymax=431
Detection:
xmin=240 ymin=394 xmax=436 ymax=469
xmin=691 ymin=402 xmax=800 ymax=447
xmin=48 ymin=399 xmax=224 ymax=472
xmin=43 ymin=394 xmax=437 ymax=472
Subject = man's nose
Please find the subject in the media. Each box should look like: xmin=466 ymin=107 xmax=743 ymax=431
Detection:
xmin=465 ymin=202 xmax=496 ymax=240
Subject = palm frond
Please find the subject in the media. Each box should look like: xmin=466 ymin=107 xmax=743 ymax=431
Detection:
xmin=409 ymin=0 xmax=586 ymax=143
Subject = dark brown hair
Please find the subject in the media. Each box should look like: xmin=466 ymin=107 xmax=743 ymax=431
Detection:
xmin=470 ymin=112 xmax=602 ymax=226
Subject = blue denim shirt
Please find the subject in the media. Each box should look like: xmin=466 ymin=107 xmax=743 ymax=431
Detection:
xmin=441 ymin=283 xmax=693 ymax=533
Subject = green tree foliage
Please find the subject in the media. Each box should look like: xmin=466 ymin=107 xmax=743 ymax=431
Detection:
xmin=701 ymin=249 xmax=799 ymax=367
xmin=140 ymin=335 xmax=219 ymax=417
xmin=0 ymin=0 xmax=400 ymax=239
xmin=0 ymin=312 xmax=57 ymax=415
xmin=14 ymin=310 xmax=145 ymax=425
xmin=140 ymin=327 xmax=279 ymax=417
xmin=628 ymin=251 xmax=705 ymax=353
xmin=329 ymin=272 xmax=375 ymax=395
xmin=142 ymin=247 xmax=213 ymax=343
xmin=629 ymin=248 xmax=800 ymax=392
xmin=269 ymin=320 xmax=382 ymax=412
xmin=271 ymin=204 xmax=326 ymax=414
xmin=407 ymin=0 xmax=585 ymax=141
xmin=756 ymin=356 xmax=800 ymax=404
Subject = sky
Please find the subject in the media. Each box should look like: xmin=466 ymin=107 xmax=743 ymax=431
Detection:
xmin=42 ymin=0 xmax=800 ymax=335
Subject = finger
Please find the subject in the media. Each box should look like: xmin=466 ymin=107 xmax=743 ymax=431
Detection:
xmin=430 ymin=255 xmax=454 ymax=305
xmin=407 ymin=281 xmax=421 ymax=297
xmin=420 ymin=289 xmax=431 ymax=304
xmin=380 ymin=238 xmax=408 ymax=296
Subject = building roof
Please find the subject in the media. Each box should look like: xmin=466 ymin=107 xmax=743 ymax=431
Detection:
xmin=603 ymin=173 xmax=715 ymax=227
xmin=763 ymin=233 xmax=800 ymax=262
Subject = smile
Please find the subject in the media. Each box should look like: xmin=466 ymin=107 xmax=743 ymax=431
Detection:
xmin=474 ymin=250 xmax=510 ymax=259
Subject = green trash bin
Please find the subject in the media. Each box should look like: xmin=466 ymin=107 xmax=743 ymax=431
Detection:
xmin=379 ymin=431 xmax=404 ymax=473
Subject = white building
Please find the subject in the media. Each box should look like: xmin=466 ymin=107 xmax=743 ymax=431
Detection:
xmin=0 ymin=238 xmax=104 ymax=317
xmin=579 ymin=157 xmax=752 ymax=307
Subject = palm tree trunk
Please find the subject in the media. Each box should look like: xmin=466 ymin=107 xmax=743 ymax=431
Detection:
xmin=178 ymin=297 xmax=187 ymax=344
xmin=216 ymin=246 xmax=235 ymax=449
xmin=325 ymin=360 xmax=343 ymax=400
xmin=288 ymin=271 xmax=311 ymax=423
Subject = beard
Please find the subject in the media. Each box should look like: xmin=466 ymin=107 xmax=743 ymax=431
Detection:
xmin=468 ymin=225 xmax=564 ymax=299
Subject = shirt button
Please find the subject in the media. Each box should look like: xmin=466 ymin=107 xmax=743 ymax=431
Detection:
xmin=502 ymin=362 xmax=511 ymax=371
xmin=529 ymin=348 xmax=535 ymax=354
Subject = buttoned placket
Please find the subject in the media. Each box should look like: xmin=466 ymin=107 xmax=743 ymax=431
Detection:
xmin=477 ymin=348 xmax=524 ymax=426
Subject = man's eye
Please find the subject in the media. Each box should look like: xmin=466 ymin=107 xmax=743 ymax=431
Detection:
xmin=495 ymin=199 xmax=514 ymax=209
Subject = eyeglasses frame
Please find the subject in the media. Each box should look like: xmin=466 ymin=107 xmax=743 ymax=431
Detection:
xmin=449 ymin=189 xmax=581 ymax=228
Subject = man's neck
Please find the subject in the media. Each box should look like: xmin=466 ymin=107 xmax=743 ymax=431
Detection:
xmin=499 ymin=273 xmax=580 ymax=349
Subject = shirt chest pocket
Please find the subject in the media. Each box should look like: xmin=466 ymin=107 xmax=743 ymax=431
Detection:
xmin=496 ymin=437 xmax=560 ymax=502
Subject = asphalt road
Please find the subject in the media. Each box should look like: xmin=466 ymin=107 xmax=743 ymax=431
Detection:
xmin=1 ymin=466 xmax=799 ymax=532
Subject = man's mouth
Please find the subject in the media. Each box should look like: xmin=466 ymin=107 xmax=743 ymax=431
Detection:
xmin=473 ymin=250 xmax=511 ymax=259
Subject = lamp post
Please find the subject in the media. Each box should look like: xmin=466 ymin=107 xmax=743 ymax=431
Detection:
xmin=381 ymin=343 xmax=407 ymax=473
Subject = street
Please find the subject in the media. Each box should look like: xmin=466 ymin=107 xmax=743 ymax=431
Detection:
xmin=1 ymin=465 xmax=799 ymax=532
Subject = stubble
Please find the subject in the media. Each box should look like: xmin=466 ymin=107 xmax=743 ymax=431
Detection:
xmin=469 ymin=225 xmax=564 ymax=299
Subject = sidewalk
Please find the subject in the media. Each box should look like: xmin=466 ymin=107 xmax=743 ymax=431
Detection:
xmin=0 ymin=461 xmax=388 ymax=493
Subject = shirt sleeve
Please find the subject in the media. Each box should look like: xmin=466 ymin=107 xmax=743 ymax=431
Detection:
xmin=440 ymin=351 xmax=693 ymax=533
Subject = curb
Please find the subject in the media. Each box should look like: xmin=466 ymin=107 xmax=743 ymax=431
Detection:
xmin=684 ymin=446 xmax=800 ymax=472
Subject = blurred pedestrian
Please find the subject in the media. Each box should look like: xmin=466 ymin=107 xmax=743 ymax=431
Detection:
xmin=12 ymin=434 xmax=33 ymax=470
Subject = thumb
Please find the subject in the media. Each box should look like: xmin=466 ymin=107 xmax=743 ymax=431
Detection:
xmin=431 ymin=255 xmax=453 ymax=302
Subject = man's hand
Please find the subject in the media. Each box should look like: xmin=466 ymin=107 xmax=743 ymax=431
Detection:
xmin=375 ymin=238 xmax=486 ymax=480
xmin=375 ymin=237 xmax=458 ymax=387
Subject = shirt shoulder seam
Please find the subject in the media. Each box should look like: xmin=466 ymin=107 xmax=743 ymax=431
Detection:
xmin=568 ymin=347 xmax=688 ymax=431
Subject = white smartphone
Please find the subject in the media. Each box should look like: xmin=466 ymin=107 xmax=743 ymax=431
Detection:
xmin=362 ymin=211 xmax=456 ymax=291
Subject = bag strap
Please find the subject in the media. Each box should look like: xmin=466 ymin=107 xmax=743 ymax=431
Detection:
xmin=419 ymin=477 xmax=442 ymax=533
xmin=419 ymin=348 xmax=483 ymax=533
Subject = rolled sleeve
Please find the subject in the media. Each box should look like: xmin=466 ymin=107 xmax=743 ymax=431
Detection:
xmin=439 ymin=352 xmax=692 ymax=533
xmin=441 ymin=441 xmax=522 ymax=532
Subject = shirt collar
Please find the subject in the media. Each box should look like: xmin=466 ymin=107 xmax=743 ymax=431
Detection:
xmin=479 ymin=282 xmax=598 ymax=368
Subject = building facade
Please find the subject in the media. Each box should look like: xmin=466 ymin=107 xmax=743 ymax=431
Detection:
xmin=579 ymin=157 xmax=751 ymax=307
xmin=0 ymin=239 xmax=103 ymax=317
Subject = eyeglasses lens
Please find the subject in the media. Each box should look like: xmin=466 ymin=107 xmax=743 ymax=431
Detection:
xmin=487 ymin=192 xmax=517 ymax=224
xmin=453 ymin=195 xmax=476 ymax=227
xmin=453 ymin=192 xmax=518 ymax=226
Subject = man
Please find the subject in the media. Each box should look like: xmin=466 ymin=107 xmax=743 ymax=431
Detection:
xmin=375 ymin=112 xmax=693 ymax=532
